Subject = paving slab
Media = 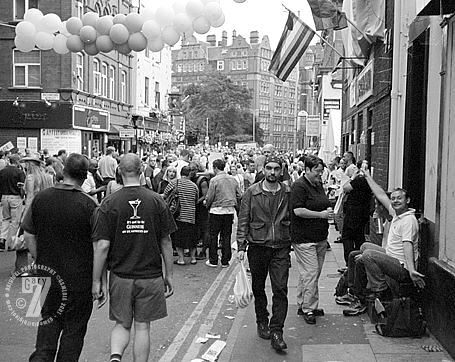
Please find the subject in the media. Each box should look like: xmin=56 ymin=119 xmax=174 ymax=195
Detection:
xmin=301 ymin=344 xmax=375 ymax=362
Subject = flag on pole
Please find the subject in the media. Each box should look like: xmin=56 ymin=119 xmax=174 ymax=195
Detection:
xmin=306 ymin=0 xmax=347 ymax=31
xmin=269 ymin=11 xmax=315 ymax=82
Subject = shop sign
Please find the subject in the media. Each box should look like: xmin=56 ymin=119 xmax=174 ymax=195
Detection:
xmin=119 ymin=129 xmax=135 ymax=138
xmin=357 ymin=60 xmax=373 ymax=104
xmin=41 ymin=93 xmax=60 ymax=101
xmin=40 ymin=129 xmax=82 ymax=155
xmin=73 ymin=105 xmax=109 ymax=132
xmin=306 ymin=115 xmax=321 ymax=137
xmin=323 ymin=99 xmax=340 ymax=110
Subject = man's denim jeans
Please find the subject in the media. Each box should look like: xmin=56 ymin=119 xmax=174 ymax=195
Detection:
xmin=1 ymin=195 xmax=23 ymax=244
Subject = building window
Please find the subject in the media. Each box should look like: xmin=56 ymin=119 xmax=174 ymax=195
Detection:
xmin=76 ymin=53 xmax=84 ymax=91
xmin=237 ymin=60 xmax=242 ymax=69
xmin=275 ymin=85 xmax=282 ymax=97
xmin=231 ymin=61 xmax=236 ymax=70
xmin=177 ymin=64 xmax=182 ymax=72
xmin=93 ymin=59 xmax=101 ymax=95
xmin=200 ymin=63 xmax=204 ymax=71
xmin=242 ymin=60 xmax=247 ymax=69
xmin=13 ymin=49 xmax=40 ymax=87
xmin=101 ymin=62 xmax=108 ymax=97
xmin=144 ymin=77 xmax=149 ymax=106
xmin=14 ymin=0 xmax=38 ymax=20
xmin=109 ymin=65 xmax=115 ymax=99
xmin=155 ymin=82 xmax=160 ymax=109
xmin=217 ymin=60 xmax=224 ymax=70
xmin=120 ymin=71 xmax=127 ymax=103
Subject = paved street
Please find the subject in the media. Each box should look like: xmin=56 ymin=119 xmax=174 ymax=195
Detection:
xmin=0 ymin=225 xmax=453 ymax=361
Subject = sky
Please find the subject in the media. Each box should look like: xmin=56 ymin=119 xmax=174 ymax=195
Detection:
xmin=142 ymin=0 xmax=317 ymax=49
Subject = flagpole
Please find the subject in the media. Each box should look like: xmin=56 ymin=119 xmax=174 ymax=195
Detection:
xmin=281 ymin=5 xmax=361 ymax=68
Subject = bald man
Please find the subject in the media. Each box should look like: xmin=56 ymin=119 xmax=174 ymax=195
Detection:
xmin=92 ymin=153 xmax=177 ymax=362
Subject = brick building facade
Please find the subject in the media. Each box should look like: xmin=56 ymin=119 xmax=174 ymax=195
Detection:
xmin=0 ymin=0 xmax=133 ymax=157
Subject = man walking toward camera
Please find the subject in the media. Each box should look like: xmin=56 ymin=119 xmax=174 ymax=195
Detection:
xmin=92 ymin=153 xmax=176 ymax=362
xmin=237 ymin=156 xmax=291 ymax=352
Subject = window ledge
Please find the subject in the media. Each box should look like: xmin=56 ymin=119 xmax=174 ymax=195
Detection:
xmin=8 ymin=86 xmax=43 ymax=91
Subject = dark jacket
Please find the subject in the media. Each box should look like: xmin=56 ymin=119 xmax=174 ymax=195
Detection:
xmin=237 ymin=180 xmax=291 ymax=251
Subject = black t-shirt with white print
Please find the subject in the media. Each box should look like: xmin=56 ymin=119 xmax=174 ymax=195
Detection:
xmin=92 ymin=186 xmax=177 ymax=279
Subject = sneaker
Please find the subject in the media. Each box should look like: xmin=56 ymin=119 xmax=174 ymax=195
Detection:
xmin=205 ymin=260 xmax=218 ymax=268
xmin=303 ymin=311 xmax=316 ymax=324
xmin=335 ymin=293 xmax=356 ymax=305
xmin=337 ymin=267 xmax=348 ymax=273
xmin=343 ymin=299 xmax=367 ymax=316
xmin=221 ymin=263 xmax=229 ymax=268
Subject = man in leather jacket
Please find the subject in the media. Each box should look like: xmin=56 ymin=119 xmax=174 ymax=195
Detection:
xmin=237 ymin=156 xmax=291 ymax=352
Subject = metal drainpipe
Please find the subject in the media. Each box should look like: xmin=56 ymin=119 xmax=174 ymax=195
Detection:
xmin=388 ymin=0 xmax=403 ymax=189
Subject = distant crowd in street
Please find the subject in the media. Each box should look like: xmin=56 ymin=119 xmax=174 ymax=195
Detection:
xmin=0 ymin=142 xmax=424 ymax=360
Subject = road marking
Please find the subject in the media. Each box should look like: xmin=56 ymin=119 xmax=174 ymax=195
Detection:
xmin=181 ymin=264 xmax=238 ymax=361
xmin=159 ymin=267 xmax=231 ymax=362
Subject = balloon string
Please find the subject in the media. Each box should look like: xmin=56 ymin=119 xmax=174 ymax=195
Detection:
xmin=0 ymin=21 xmax=16 ymax=28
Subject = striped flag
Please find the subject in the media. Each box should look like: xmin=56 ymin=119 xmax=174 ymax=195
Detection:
xmin=269 ymin=11 xmax=316 ymax=82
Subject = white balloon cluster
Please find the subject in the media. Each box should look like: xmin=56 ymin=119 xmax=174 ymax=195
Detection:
xmin=14 ymin=0 xmax=226 ymax=55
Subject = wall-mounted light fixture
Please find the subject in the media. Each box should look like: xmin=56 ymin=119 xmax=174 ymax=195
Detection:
xmin=43 ymin=98 xmax=52 ymax=107
xmin=12 ymin=97 xmax=19 ymax=107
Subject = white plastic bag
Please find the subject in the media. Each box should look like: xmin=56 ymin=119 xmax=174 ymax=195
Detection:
xmin=233 ymin=261 xmax=253 ymax=308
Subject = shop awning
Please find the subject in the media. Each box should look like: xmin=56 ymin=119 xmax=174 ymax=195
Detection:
xmin=418 ymin=0 xmax=455 ymax=16
xmin=109 ymin=124 xmax=120 ymax=134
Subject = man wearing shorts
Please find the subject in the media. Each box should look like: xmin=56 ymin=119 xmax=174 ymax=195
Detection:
xmin=92 ymin=153 xmax=176 ymax=362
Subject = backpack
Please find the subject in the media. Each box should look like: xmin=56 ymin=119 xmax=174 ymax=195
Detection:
xmin=334 ymin=270 xmax=348 ymax=297
xmin=166 ymin=180 xmax=181 ymax=218
xmin=375 ymin=297 xmax=426 ymax=337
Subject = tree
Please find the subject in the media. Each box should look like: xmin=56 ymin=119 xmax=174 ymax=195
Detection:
xmin=181 ymin=72 xmax=263 ymax=145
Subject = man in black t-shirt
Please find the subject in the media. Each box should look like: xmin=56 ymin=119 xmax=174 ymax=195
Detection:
xmin=23 ymin=153 xmax=97 ymax=362
xmin=92 ymin=153 xmax=176 ymax=362
xmin=340 ymin=165 xmax=373 ymax=266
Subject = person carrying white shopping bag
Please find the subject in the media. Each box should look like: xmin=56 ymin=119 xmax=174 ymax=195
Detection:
xmin=234 ymin=261 xmax=253 ymax=308
xmin=236 ymin=156 xmax=292 ymax=352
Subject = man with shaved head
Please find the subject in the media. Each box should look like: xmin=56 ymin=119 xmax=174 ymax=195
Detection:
xmin=92 ymin=153 xmax=177 ymax=362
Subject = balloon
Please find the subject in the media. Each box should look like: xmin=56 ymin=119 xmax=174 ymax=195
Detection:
xmin=173 ymin=13 xmax=192 ymax=33
xmin=40 ymin=13 xmax=61 ymax=33
xmin=142 ymin=20 xmax=161 ymax=40
xmin=15 ymin=21 xmax=36 ymax=37
xmin=96 ymin=35 xmax=114 ymax=53
xmin=35 ymin=32 xmax=54 ymax=50
xmin=161 ymin=26 xmax=180 ymax=46
xmin=204 ymin=2 xmax=222 ymax=21
xmin=84 ymin=42 xmax=99 ymax=56
xmin=211 ymin=12 xmax=225 ymax=28
xmin=79 ymin=25 xmax=97 ymax=43
xmin=113 ymin=14 xmax=126 ymax=25
xmin=172 ymin=0 xmax=186 ymax=14
xmin=24 ymin=8 xmax=43 ymax=26
xmin=125 ymin=13 xmax=144 ymax=33
xmin=96 ymin=15 xmax=113 ymax=35
xmin=14 ymin=36 xmax=35 ymax=52
xmin=53 ymin=34 xmax=69 ymax=54
xmin=155 ymin=6 xmax=174 ymax=27
xmin=148 ymin=37 xmax=164 ymax=52
xmin=66 ymin=17 xmax=83 ymax=35
xmin=192 ymin=16 xmax=210 ymax=34
xmin=186 ymin=0 xmax=204 ymax=18
xmin=116 ymin=42 xmax=131 ymax=55
xmin=142 ymin=8 xmax=155 ymax=21
xmin=110 ymin=24 xmax=129 ymax=44
xmin=82 ymin=12 xmax=99 ymax=27
xmin=66 ymin=34 xmax=84 ymax=52
xmin=128 ymin=32 xmax=147 ymax=51
xmin=59 ymin=21 xmax=70 ymax=36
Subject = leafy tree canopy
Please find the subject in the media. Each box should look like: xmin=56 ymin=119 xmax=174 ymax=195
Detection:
xmin=181 ymin=72 xmax=263 ymax=145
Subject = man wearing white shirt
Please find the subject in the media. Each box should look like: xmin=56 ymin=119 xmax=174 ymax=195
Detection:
xmin=341 ymin=167 xmax=425 ymax=316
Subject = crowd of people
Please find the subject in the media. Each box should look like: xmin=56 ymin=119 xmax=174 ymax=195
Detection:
xmin=0 ymin=143 xmax=424 ymax=360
